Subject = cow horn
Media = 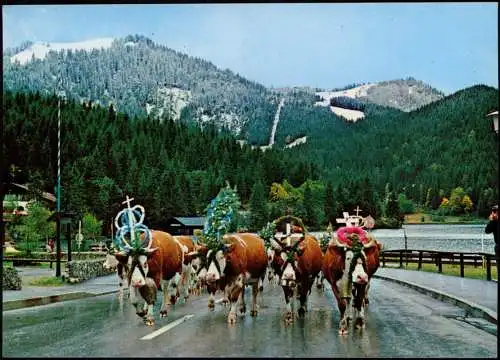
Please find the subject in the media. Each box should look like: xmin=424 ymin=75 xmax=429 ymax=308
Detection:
xmin=329 ymin=234 xmax=346 ymax=248
xmin=363 ymin=238 xmax=378 ymax=249
xmin=270 ymin=238 xmax=282 ymax=251
xmin=363 ymin=233 xmax=378 ymax=248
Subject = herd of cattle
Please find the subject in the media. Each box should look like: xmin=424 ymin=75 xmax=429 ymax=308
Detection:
xmin=103 ymin=218 xmax=383 ymax=335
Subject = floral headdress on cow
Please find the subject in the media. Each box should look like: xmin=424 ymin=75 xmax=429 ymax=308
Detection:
xmin=202 ymin=183 xmax=240 ymax=252
xmin=113 ymin=195 xmax=155 ymax=256
xmin=258 ymin=221 xmax=277 ymax=248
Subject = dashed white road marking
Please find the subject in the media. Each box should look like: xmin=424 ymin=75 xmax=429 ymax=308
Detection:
xmin=140 ymin=314 xmax=195 ymax=340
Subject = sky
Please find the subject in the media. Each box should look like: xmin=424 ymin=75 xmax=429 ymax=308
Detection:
xmin=2 ymin=3 xmax=498 ymax=94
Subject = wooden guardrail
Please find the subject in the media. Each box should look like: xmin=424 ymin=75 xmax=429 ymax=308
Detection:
xmin=381 ymin=249 xmax=497 ymax=281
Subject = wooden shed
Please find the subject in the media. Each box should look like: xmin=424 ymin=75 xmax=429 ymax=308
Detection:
xmin=164 ymin=216 xmax=206 ymax=235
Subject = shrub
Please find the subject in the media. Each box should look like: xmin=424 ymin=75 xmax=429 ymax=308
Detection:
xmin=3 ymin=266 xmax=22 ymax=290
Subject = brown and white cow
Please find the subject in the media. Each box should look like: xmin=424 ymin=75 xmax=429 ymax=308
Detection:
xmin=170 ymin=235 xmax=196 ymax=303
xmin=322 ymin=228 xmax=382 ymax=335
xmin=268 ymin=222 xmax=323 ymax=323
xmin=187 ymin=233 xmax=268 ymax=324
xmin=117 ymin=229 xmax=186 ymax=326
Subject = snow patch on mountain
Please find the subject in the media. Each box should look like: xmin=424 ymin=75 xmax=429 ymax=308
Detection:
xmin=10 ymin=38 xmax=115 ymax=65
xmin=314 ymin=83 xmax=376 ymax=107
xmin=330 ymin=106 xmax=365 ymax=122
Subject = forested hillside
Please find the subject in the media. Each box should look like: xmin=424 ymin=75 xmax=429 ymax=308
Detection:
xmin=3 ymin=35 xmax=277 ymax=145
xmin=302 ymin=84 xmax=499 ymax=212
xmin=3 ymin=84 xmax=498 ymax=234
xmin=2 ymin=91 xmax=320 ymax=231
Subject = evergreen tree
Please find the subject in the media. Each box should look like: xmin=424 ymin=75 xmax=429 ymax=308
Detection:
xmin=248 ymin=181 xmax=268 ymax=231
xmin=323 ymin=181 xmax=335 ymax=226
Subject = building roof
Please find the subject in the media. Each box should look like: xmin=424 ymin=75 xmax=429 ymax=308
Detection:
xmin=10 ymin=183 xmax=56 ymax=202
xmin=171 ymin=217 xmax=206 ymax=227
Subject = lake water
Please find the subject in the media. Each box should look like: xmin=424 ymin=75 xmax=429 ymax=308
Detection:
xmin=311 ymin=224 xmax=495 ymax=254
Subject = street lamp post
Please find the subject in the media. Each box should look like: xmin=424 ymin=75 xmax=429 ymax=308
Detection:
xmin=55 ymin=90 xmax=66 ymax=277
xmin=486 ymin=110 xmax=499 ymax=135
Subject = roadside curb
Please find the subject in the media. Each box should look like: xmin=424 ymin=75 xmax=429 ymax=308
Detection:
xmin=373 ymin=274 xmax=497 ymax=325
xmin=3 ymin=289 xmax=118 ymax=312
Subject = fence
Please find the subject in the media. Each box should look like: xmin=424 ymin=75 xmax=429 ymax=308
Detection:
xmin=380 ymin=249 xmax=497 ymax=281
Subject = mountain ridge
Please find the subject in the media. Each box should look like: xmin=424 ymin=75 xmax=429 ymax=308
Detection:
xmin=2 ymin=35 xmax=459 ymax=144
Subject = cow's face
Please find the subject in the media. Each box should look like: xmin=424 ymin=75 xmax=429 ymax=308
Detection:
xmin=128 ymin=248 xmax=157 ymax=288
xmin=205 ymin=245 xmax=232 ymax=283
xmin=186 ymin=245 xmax=209 ymax=283
xmin=350 ymin=253 xmax=369 ymax=285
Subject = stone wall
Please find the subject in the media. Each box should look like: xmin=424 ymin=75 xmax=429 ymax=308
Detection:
xmin=3 ymin=266 xmax=22 ymax=290
xmin=66 ymin=259 xmax=115 ymax=282
xmin=31 ymin=252 xmax=107 ymax=261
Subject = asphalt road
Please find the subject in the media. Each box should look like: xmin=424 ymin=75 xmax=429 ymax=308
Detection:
xmin=3 ymin=278 xmax=497 ymax=358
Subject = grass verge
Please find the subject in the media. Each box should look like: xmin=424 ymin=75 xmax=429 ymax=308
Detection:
xmin=389 ymin=262 xmax=497 ymax=281
xmin=27 ymin=276 xmax=66 ymax=287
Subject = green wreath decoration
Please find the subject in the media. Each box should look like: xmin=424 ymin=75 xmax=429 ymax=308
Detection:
xmin=272 ymin=215 xmax=307 ymax=234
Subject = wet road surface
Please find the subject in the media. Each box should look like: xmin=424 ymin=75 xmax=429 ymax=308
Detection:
xmin=3 ymin=278 xmax=497 ymax=357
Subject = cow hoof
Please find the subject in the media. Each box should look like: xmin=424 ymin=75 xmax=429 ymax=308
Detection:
xmin=208 ymin=303 xmax=215 ymax=311
xmin=136 ymin=310 xmax=147 ymax=318
xmin=259 ymin=286 xmax=264 ymax=292
xmin=284 ymin=311 xmax=293 ymax=323
xmin=144 ymin=317 xmax=155 ymax=326
xmin=160 ymin=310 xmax=168 ymax=318
xmin=228 ymin=312 xmax=237 ymax=325
xmin=239 ymin=305 xmax=246 ymax=314
xmin=339 ymin=328 xmax=349 ymax=336
xmin=298 ymin=307 xmax=306 ymax=317
xmin=355 ymin=318 xmax=365 ymax=329
xmin=222 ymin=299 xmax=229 ymax=307
xmin=250 ymin=310 xmax=258 ymax=317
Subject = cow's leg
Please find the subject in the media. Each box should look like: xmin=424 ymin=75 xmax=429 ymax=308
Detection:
xmin=227 ymin=283 xmax=243 ymax=325
xmin=208 ymin=292 xmax=216 ymax=310
xmin=331 ymin=281 xmax=350 ymax=335
xmin=160 ymin=279 xmax=171 ymax=317
xmin=282 ymin=286 xmax=294 ymax=323
xmin=117 ymin=276 xmax=124 ymax=301
xmin=250 ymin=280 xmax=260 ymax=317
xmin=353 ymin=285 xmax=367 ymax=329
xmin=238 ymin=285 xmax=247 ymax=315
xmin=129 ymin=286 xmax=147 ymax=318
xmin=181 ymin=267 xmax=193 ymax=301
xmin=298 ymin=282 xmax=308 ymax=317
xmin=364 ymin=282 xmax=370 ymax=307
xmin=167 ymin=273 xmax=181 ymax=306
